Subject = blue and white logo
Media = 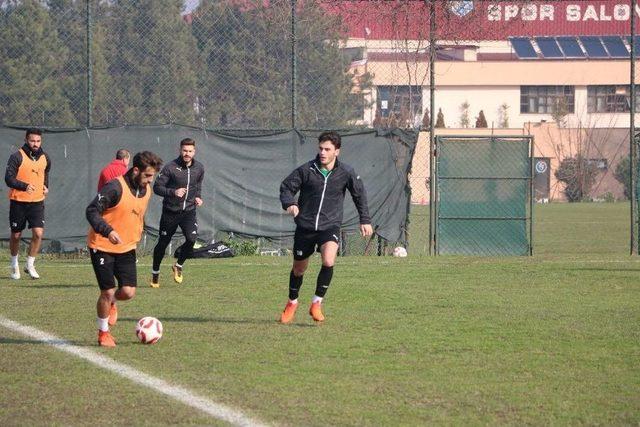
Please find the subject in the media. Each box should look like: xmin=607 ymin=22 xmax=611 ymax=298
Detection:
xmin=535 ymin=160 xmax=548 ymax=174
xmin=449 ymin=1 xmax=474 ymax=17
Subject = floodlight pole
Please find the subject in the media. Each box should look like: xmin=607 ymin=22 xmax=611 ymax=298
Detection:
xmin=631 ymin=0 xmax=637 ymax=255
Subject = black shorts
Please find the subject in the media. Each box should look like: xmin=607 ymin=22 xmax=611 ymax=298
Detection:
xmin=9 ymin=200 xmax=45 ymax=232
xmin=293 ymin=227 xmax=340 ymax=260
xmin=159 ymin=209 xmax=198 ymax=241
xmin=90 ymin=248 xmax=137 ymax=290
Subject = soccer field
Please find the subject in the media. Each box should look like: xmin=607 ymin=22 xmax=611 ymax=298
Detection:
xmin=1 ymin=203 xmax=639 ymax=425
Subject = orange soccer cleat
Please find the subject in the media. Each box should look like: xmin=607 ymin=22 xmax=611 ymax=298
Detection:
xmin=280 ymin=301 xmax=298 ymax=324
xmin=108 ymin=302 xmax=118 ymax=326
xmin=309 ymin=302 xmax=325 ymax=322
xmin=98 ymin=330 xmax=116 ymax=347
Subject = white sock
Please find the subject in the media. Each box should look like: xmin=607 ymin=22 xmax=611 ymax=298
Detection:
xmin=26 ymin=256 xmax=35 ymax=268
xmin=151 ymin=269 xmax=160 ymax=274
xmin=11 ymin=255 xmax=18 ymax=268
xmin=175 ymin=263 xmax=183 ymax=269
xmin=312 ymin=295 xmax=323 ymax=304
xmin=97 ymin=317 xmax=109 ymax=332
xmin=288 ymin=299 xmax=298 ymax=305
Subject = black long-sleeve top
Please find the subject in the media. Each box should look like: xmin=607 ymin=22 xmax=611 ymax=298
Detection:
xmin=153 ymin=156 xmax=204 ymax=213
xmin=280 ymin=156 xmax=371 ymax=231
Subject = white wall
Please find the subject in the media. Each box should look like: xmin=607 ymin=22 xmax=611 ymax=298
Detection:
xmin=425 ymin=86 xmax=520 ymax=129
xmin=407 ymin=85 xmax=640 ymax=129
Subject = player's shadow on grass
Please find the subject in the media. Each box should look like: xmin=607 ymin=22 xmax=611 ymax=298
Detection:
xmin=120 ymin=316 xmax=315 ymax=327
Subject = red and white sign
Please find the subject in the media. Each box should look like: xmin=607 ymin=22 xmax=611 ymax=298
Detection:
xmin=328 ymin=1 xmax=639 ymax=41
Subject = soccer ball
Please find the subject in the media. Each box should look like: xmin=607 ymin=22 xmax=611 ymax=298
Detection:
xmin=135 ymin=316 xmax=163 ymax=344
xmin=392 ymin=246 xmax=408 ymax=257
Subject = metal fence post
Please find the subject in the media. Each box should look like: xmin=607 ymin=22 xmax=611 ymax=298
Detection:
xmin=631 ymin=0 xmax=637 ymax=255
xmin=291 ymin=0 xmax=297 ymax=130
xmin=86 ymin=0 xmax=93 ymax=129
xmin=428 ymin=0 xmax=436 ymax=255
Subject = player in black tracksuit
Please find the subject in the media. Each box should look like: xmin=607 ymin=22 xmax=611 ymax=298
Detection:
xmin=150 ymin=138 xmax=205 ymax=287
xmin=278 ymin=131 xmax=373 ymax=323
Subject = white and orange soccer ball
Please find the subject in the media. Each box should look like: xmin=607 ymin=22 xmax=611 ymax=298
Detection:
xmin=392 ymin=246 xmax=408 ymax=257
xmin=135 ymin=316 xmax=163 ymax=344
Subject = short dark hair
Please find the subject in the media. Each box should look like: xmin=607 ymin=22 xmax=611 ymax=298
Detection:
xmin=318 ymin=131 xmax=341 ymax=149
xmin=25 ymin=128 xmax=43 ymax=139
xmin=132 ymin=151 xmax=163 ymax=172
xmin=116 ymin=149 xmax=130 ymax=160
xmin=180 ymin=138 xmax=195 ymax=147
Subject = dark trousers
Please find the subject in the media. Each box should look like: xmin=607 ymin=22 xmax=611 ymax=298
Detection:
xmin=152 ymin=209 xmax=198 ymax=271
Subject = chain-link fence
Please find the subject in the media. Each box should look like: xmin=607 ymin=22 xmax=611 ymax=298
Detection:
xmin=434 ymin=136 xmax=533 ymax=255
xmin=2 ymin=0 xmax=640 ymax=255
xmin=0 ymin=0 xmax=372 ymax=130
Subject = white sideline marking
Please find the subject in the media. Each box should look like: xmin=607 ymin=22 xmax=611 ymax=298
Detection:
xmin=0 ymin=316 xmax=267 ymax=427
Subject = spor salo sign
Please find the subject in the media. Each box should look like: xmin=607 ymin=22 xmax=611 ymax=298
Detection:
xmin=487 ymin=3 xmax=639 ymax=22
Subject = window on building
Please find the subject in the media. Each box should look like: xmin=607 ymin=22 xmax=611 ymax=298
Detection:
xmin=520 ymin=86 xmax=575 ymax=114
xmin=377 ymin=86 xmax=422 ymax=126
xmin=587 ymin=85 xmax=640 ymax=113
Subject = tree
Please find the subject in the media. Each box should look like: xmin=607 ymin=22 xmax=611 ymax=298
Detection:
xmin=555 ymin=157 xmax=599 ymax=202
xmin=0 ymin=0 xmax=74 ymax=126
xmin=435 ymin=108 xmax=445 ymax=128
xmin=48 ymin=0 xmax=112 ymax=126
xmin=102 ymin=0 xmax=200 ymax=125
xmin=614 ymin=156 xmax=631 ymax=200
xmin=551 ymin=98 xmax=569 ymax=127
xmin=372 ymin=107 xmax=383 ymax=128
xmin=459 ymin=101 xmax=470 ymax=128
xmin=475 ymin=110 xmax=487 ymax=128
xmin=421 ymin=108 xmax=430 ymax=130
xmin=192 ymin=0 xmax=371 ymax=129
xmin=498 ymin=102 xmax=509 ymax=128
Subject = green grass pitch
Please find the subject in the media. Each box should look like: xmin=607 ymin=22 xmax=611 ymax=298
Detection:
xmin=0 ymin=203 xmax=639 ymax=425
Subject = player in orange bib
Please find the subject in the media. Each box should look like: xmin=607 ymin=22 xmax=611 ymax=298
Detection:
xmin=86 ymin=151 xmax=163 ymax=347
xmin=4 ymin=128 xmax=52 ymax=280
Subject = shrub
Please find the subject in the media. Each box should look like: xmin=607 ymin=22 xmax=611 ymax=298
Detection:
xmin=613 ymin=156 xmax=631 ymax=200
xmin=227 ymin=239 xmax=258 ymax=256
xmin=554 ymin=157 xmax=599 ymax=202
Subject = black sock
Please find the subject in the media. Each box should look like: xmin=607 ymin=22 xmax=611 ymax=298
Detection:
xmin=315 ymin=265 xmax=334 ymax=298
xmin=288 ymin=270 xmax=303 ymax=300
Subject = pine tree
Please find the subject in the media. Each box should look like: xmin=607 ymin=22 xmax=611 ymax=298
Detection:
xmin=192 ymin=0 xmax=371 ymax=129
xmin=475 ymin=110 xmax=488 ymax=128
xmin=435 ymin=108 xmax=445 ymax=128
xmin=103 ymin=0 xmax=200 ymax=125
xmin=47 ymin=0 xmax=112 ymax=126
xmin=0 ymin=0 xmax=74 ymax=126
xmin=421 ymin=108 xmax=430 ymax=129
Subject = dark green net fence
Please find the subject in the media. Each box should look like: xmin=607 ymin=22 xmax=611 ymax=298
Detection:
xmin=435 ymin=136 xmax=533 ymax=256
